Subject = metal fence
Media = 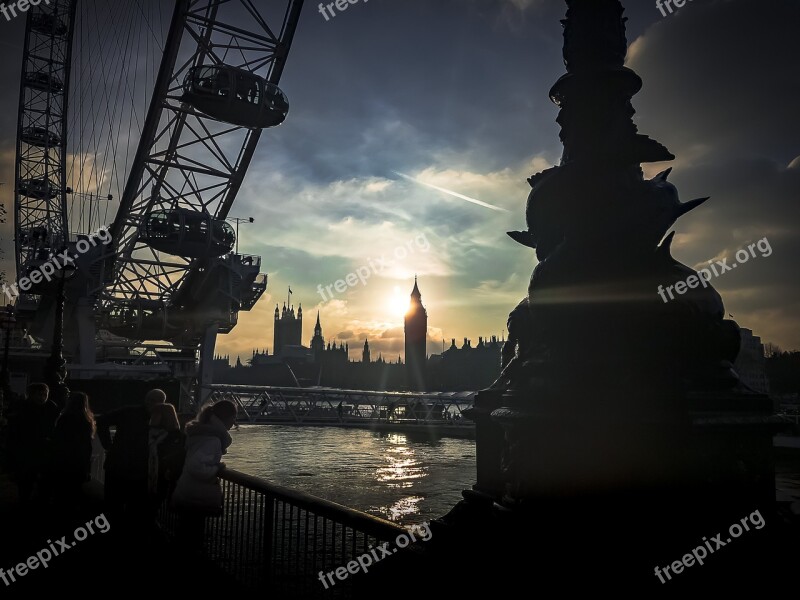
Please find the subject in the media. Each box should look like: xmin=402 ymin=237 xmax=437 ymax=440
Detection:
xmin=91 ymin=443 xmax=407 ymax=596
xmin=159 ymin=469 xmax=406 ymax=596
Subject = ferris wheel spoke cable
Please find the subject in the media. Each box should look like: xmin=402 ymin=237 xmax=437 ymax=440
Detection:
xmin=67 ymin=0 xmax=168 ymax=236
xmin=69 ymin=0 xmax=137 ymax=232
xmin=82 ymin=0 xmax=139 ymax=230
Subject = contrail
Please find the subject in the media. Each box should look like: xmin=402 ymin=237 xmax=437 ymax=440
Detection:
xmin=393 ymin=171 xmax=509 ymax=213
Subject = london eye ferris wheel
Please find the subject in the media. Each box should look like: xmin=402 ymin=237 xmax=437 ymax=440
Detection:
xmin=13 ymin=0 xmax=304 ymax=408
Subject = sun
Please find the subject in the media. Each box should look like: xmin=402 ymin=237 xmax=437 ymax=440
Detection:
xmin=389 ymin=286 xmax=409 ymax=317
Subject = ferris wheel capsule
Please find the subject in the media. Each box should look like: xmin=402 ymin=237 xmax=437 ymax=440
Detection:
xmin=104 ymin=299 xmax=175 ymax=340
xmin=18 ymin=177 xmax=60 ymax=200
xmin=24 ymin=71 xmax=64 ymax=92
xmin=21 ymin=126 xmax=61 ymax=147
xmin=140 ymin=208 xmax=236 ymax=258
xmin=181 ymin=65 xmax=289 ymax=129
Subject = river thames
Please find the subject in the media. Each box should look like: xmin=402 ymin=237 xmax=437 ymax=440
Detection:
xmin=226 ymin=424 xmax=800 ymax=527
xmin=226 ymin=424 xmax=475 ymax=525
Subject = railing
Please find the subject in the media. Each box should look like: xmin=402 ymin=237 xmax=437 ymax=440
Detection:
xmin=91 ymin=444 xmax=408 ymax=595
xmin=158 ymin=468 xmax=406 ymax=596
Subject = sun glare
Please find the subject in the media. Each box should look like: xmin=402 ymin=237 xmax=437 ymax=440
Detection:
xmin=389 ymin=286 xmax=409 ymax=317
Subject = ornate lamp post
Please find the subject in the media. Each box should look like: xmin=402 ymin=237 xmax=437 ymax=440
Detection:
xmin=45 ymin=260 xmax=76 ymax=409
xmin=431 ymin=1 xmax=782 ymax=592
xmin=0 ymin=304 xmax=15 ymax=399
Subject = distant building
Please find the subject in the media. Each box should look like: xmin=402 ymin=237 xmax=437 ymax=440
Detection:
xmin=311 ymin=312 xmax=325 ymax=360
xmin=427 ymin=336 xmax=502 ymax=391
xmin=273 ymin=299 xmax=303 ymax=356
xmin=250 ymin=349 xmax=271 ymax=366
xmin=404 ymin=277 xmax=427 ymax=391
xmin=212 ymin=354 xmax=231 ymax=372
xmin=307 ymin=310 xmax=348 ymax=376
xmin=735 ymin=328 xmax=769 ymax=393
xmin=765 ymin=351 xmax=800 ymax=396
xmin=319 ymin=339 xmax=349 ymax=379
xmin=213 ymin=279 xmax=501 ymax=391
xmin=362 ymin=339 xmax=371 ymax=364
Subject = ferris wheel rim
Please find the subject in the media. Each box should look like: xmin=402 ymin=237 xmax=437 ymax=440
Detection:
xmin=13 ymin=0 xmax=77 ymax=296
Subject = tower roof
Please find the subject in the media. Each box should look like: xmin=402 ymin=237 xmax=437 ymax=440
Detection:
xmin=410 ymin=275 xmax=421 ymax=299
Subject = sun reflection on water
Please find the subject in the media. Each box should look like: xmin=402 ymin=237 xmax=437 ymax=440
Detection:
xmin=374 ymin=433 xmax=427 ymax=520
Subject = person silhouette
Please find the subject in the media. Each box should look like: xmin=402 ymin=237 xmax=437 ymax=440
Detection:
xmin=96 ymin=388 xmax=166 ymax=528
xmin=48 ymin=392 xmax=95 ymax=514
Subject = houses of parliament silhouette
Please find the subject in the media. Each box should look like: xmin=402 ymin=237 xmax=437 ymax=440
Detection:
xmin=212 ymin=279 xmax=503 ymax=391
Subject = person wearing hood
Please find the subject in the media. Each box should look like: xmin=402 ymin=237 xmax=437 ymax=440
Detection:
xmin=171 ymin=400 xmax=237 ymax=548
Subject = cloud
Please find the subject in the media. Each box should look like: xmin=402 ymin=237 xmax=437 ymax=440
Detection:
xmin=0 ymin=0 xmax=796 ymax=364
xmin=625 ymin=0 xmax=800 ymax=349
xmin=626 ymin=0 xmax=800 ymax=165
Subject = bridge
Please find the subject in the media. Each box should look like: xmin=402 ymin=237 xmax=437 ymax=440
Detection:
xmin=208 ymin=385 xmax=477 ymax=437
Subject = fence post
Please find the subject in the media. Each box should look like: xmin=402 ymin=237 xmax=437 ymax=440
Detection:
xmin=262 ymin=494 xmax=274 ymax=585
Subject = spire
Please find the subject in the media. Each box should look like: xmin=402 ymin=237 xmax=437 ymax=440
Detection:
xmin=410 ymin=275 xmax=421 ymax=300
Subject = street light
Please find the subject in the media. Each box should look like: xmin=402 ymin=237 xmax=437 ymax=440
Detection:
xmin=45 ymin=258 xmax=77 ymax=409
xmin=227 ymin=217 xmax=255 ymax=254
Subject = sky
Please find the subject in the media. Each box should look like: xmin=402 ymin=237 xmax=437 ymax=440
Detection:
xmin=0 ymin=0 xmax=798 ymax=364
